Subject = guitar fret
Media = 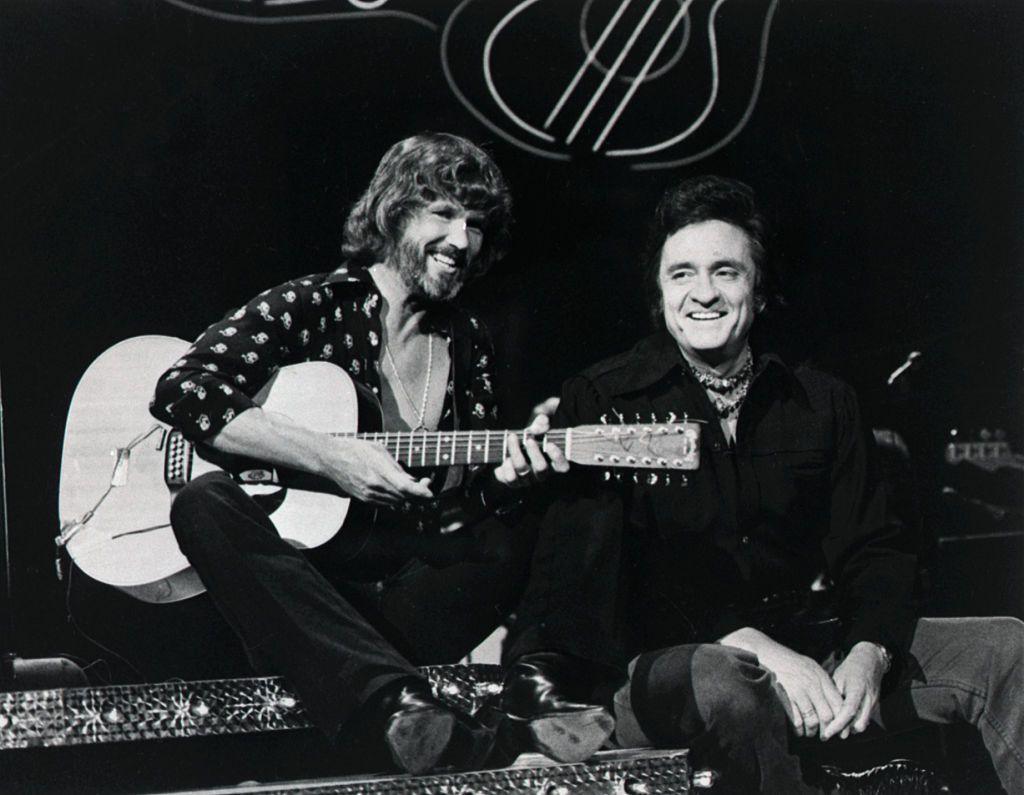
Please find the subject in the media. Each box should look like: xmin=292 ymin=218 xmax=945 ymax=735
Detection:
xmin=420 ymin=431 xmax=427 ymax=467
xmin=450 ymin=432 xmax=456 ymax=465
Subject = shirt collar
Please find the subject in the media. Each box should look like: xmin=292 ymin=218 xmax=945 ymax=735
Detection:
xmin=607 ymin=328 xmax=792 ymax=395
xmin=321 ymin=261 xmax=457 ymax=339
xmin=323 ymin=261 xmax=375 ymax=288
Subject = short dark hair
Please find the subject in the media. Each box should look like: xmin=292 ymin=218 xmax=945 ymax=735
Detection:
xmin=341 ymin=133 xmax=513 ymax=275
xmin=642 ymin=175 xmax=781 ymax=325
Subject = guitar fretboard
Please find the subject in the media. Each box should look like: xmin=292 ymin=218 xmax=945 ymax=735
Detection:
xmin=332 ymin=429 xmax=570 ymax=468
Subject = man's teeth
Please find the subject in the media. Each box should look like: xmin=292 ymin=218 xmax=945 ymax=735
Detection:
xmin=430 ymin=252 xmax=457 ymax=268
xmin=689 ymin=311 xmax=725 ymax=320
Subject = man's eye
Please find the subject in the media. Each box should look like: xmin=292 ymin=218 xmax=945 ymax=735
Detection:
xmin=671 ymin=270 xmax=694 ymax=280
xmin=717 ymin=269 xmax=739 ymax=280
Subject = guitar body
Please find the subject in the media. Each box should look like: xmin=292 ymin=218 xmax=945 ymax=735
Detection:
xmin=59 ymin=336 xmax=376 ymax=604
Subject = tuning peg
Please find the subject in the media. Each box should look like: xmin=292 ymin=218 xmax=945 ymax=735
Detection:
xmin=667 ymin=411 xmax=678 ymax=423
xmin=603 ymin=470 xmax=612 ymax=481
xmin=679 ymin=474 xmax=688 ymax=486
xmin=646 ymin=472 xmax=659 ymax=486
xmin=600 ymin=414 xmax=608 ymax=424
xmin=612 ymin=409 xmax=625 ymax=424
xmin=614 ymin=472 xmax=623 ymax=482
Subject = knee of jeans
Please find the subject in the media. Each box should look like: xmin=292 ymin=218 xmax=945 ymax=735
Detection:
xmin=986 ymin=617 xmax=1024 ymax=682
xmin=692 ymin=645 xmax=775 ymax=731
xmin=169 ymin=471 xmax=237 ymax=545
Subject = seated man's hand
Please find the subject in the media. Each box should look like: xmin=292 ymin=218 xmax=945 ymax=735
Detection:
xmin=719 ymin=627 xmax=843 ymax=740
xmin=822 ymin=642 xmax=887 ymax=740
xmin=493 ymin=412 xmax=569 ymax=488
xmin=324 ymin=437 xmax=433 ymax=507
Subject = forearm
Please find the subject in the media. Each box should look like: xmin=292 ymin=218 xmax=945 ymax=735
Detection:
xmin=207 ymin=407 xmax=432 ymax=506
xmin=207 ymin=406 xmax=334 ymax=479
xmin=717 ymin=626 xmax=774 ymax=656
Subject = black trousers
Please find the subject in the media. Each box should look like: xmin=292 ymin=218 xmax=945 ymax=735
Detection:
xmin=167 ymin=472 xmax=532 ymax=740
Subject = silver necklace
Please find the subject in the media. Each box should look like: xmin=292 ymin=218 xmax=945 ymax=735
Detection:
xmin=384 ymin=334 xmax=433 ymax=431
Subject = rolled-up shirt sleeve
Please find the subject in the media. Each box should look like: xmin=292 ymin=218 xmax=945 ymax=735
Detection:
xmin=149 ymin=282 xmax=314 ymax=441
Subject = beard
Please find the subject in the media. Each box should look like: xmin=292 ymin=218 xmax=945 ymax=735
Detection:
xmin=394 ymin=237 xmax=472 ymax=304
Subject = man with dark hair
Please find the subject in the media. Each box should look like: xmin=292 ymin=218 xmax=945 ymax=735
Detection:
xmin=501 ymin=175 xmax=1023 ymax=792
xmin=150 ymin=133 xmax=565 ymax=774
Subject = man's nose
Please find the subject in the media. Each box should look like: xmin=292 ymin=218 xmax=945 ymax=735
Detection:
xmin=689 ymin=273 xmax=719 ymax=304
xmin=445 ymin=218 xmax=469 ymax=249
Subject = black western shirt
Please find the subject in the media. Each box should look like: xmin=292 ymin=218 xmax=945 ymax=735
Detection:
xmin=545 ymin=331 xmax=918 ymax=663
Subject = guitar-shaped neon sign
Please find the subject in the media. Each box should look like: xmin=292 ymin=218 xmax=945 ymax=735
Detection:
xmin=159 ymin=0 xmax=780 ymax=170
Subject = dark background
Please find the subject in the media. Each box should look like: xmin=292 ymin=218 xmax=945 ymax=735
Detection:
xmin=2 ymin=0 xmax=1022 ymax=673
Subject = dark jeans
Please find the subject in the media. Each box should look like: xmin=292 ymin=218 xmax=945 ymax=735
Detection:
xmin=614 ymin=617 xmax=1024 ymax=794
xmin=167 ymin=472 xmax=531 ymax=740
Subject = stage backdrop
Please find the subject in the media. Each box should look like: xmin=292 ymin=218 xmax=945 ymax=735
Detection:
xmin=2 ymin=0 xmax=1022 ymax=675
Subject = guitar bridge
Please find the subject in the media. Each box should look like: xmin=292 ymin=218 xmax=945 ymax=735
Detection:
xmin=163 ymin=429 xmax=193 ymax=488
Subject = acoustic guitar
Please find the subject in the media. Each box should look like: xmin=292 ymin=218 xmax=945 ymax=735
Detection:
xmin=57 ymin=336 xmax=700 ymax=604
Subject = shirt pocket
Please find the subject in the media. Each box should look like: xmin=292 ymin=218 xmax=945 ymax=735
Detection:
xmin=754 ymin=416 xmax=833 ymax=528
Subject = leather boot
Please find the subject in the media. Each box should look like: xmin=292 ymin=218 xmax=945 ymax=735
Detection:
xmin=498 ymin=652 xmax=615 ymax=763
xmin=373 ymin=678 xmax=496 ymax=774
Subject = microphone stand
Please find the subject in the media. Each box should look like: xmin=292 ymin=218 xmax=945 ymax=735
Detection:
xmin=0 ymin=371 xmax=86 ymax=691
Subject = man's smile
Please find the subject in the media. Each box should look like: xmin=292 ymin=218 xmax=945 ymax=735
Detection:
xmin=686 ymin=310 xmax=727 ymax=321
xmin=427 ymin=247 xmax=464 ymax=273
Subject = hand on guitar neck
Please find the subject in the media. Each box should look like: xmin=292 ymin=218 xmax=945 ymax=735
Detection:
xmin=209 ymin=405 xmax=434 ymax=508
xmin=493 ymin=410 xmax=570 ymax=489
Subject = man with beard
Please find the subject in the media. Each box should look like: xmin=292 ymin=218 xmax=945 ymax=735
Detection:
xmin=149 ymin=133 xmax=565 ymax=774
xmin=500 ymin=175 xmax=1024 ymax=793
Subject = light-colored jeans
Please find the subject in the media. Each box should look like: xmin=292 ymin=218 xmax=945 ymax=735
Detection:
xmin=614 ymin=617 xmax=1024 ymax=794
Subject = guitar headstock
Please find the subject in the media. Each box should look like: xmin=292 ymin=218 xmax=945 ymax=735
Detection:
xmin=566 ymin=421 xmax=701 ymax=471
xmin=945 ymin=427 xmax=1021 ymax=473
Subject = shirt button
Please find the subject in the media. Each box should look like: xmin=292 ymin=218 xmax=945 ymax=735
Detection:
xmin=374 ymin=581 xmax=385 ymax=593
xmin=740 ymin=535 xmax=751 ymax=545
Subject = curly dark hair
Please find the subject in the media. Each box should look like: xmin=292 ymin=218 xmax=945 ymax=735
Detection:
xmin=341 ymin=133 xmax=513 ymax=275
xmin=642 ymin=175 xmax=782 ymax=326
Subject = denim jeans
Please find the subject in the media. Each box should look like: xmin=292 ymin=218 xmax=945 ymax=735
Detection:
xmin=613 ymin=617 xmax=1024 ymax=794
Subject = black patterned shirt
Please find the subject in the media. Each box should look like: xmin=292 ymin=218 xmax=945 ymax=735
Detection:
xmin=149 ymin=264 xmax=504 ymax=547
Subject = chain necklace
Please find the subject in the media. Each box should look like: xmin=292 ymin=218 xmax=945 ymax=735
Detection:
xmin=384 ymin=334 xmax=434 ymax=432
xmin=686 ymin=346 xmax=754 ymax=419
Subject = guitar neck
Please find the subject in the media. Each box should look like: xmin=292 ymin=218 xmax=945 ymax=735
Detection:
xmin=333 ymin=429 xmax=569 ymax=468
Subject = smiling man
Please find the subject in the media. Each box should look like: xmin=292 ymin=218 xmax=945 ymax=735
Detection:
xmin=148 ymin=133 xmax=566 ymax=775
xmin=501 ymin=175 xmax=1023 ymax=793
